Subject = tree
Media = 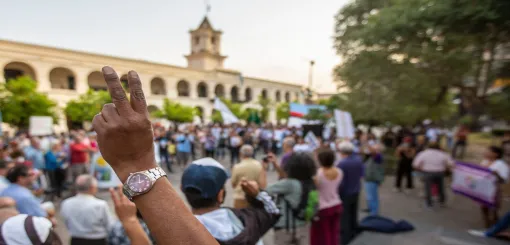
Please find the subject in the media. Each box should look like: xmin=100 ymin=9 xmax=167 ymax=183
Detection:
xmin=152 ymin=98 xmax=195 ymax=123
xmin=258 ymin=95 xmax=271 ymax=122
xmin=65 ymin=89 xmax=112 ymax=124
xmin=334 ymin=0 xmax=510 ymax=125
xmin=276 ymin=102 xmax=290 ymax=122
xmin=304 ymin=108 xmax=330 ymax=122
xmin=487 ymin=86 xmax=510 ymax=123
xmin=0 ymin=76 xmax=58 ymax=129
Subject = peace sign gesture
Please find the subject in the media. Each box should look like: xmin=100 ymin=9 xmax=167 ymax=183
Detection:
xmin=93 ymin=66 xmax=156 ymax=182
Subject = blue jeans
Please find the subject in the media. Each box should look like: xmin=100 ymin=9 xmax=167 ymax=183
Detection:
xmin=486 ymin=211 xmax=510 ymax=237
xmin=364 ymin=181 xmax=379 ymax=215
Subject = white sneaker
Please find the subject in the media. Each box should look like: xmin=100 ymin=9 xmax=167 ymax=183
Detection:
xmin=467 ymin=230 xmax=487 ymax=237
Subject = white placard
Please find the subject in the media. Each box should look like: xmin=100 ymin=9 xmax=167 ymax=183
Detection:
xmin=29 ymin=116 xmax=53 ymax=136
xmin=90 ymin=152 xmax=122 ymax=189
xmin=334 ymin=110 xmax=355 ymax=139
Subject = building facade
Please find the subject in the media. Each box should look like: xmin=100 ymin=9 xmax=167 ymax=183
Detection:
xmin=0 ymin=17 xmax=303 ymax=131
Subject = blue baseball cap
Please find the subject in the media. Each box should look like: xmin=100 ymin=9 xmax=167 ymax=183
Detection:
xmin=181 ymin=158 xmax=229 ymax=199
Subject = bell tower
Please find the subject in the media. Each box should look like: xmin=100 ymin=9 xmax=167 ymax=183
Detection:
xmin=185 ymin=17 xmax=227 ymax=70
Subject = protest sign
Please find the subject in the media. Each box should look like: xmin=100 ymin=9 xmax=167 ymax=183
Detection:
xmin=304 ymin=131 xmax=320 ymax=150
xmin=90 ymin=152 xmax=121 ymax=189
xmin=334 ymin=109 xmax=355 ymax=139
xmin=451 ymin=161 xmax=498 ymax=207
xmin=29 ymin=116 xmax=53 ymax=136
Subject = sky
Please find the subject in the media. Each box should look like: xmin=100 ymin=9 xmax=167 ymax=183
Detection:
xmin=0 ymin=0 xmax=347 ymax=93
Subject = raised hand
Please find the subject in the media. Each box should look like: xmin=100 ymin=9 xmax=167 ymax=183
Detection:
xmin=241 ymin=180 xmax=260 ymax=198
xmin=92 ymin=66 xmax=156 ymax=182
xmin=110 ymin=186 xmax=137 ymax=222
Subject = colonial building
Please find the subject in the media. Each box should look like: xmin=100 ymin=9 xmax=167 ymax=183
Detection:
xmin=0 ymin=17 xmax=304 ymax=130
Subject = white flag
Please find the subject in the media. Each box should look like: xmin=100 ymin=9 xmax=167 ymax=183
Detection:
xmin=214 ymin=98 xmax=239 ymax=124
xmin=334 ymin=109 xmax=355 ymax=139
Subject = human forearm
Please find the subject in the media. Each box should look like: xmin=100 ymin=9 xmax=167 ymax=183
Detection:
xmin=134 ymin=178 xmax=219 ymax=245
xmin=121 ymin=218 xmax=151 ymax=245
xmin=274 ymin=163 xmax=286 ymax=179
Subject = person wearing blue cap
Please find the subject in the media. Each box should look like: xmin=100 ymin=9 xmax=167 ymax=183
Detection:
xmin=181 ymin=157 xmax=280 ymax=245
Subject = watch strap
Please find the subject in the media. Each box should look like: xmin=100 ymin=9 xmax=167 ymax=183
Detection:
xmin=143 ymin=167 xmax=167 ymax=182
xmin=123 ymin=167 xmax=167 ymax=200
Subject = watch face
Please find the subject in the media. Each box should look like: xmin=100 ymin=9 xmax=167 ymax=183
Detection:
xmin=127 ymin=173 xmax=151 ymax=193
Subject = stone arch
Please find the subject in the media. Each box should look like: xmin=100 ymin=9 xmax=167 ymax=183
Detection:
xmin=275 ymin=90 xmax=281 ymax=102
xmin=245 ymin=87 xmax=252 ymax=102
xmin=177 ymin=80 xmax=190 ymax=97
xmin=261 ymin=89 xmax=268 ymax=99
xmin=3 ymin=61 xmax=37 ymax=82
xmin=120 ymin=74 xmax=129 ymax=90
xmin=151 ymin=77 xmax=166 ymax=95
xmin=285 ymin=91 xmax=291 ymax=102
xmin=195 ymin=106 xmax=204 ymax=120
xmin=87 ymin=71 xmax=107 ymax=91
xmin=49 ymin=67 xmax=76 ymax=90
xmin=147 ymin=105 xmax=159 ymax=114
xmin=231 ymin=86 xmax=239 ymax=102
xmin=197 ymin=81 xmax=208 ymax=98
xmin=214 ymin=84 xmax=225 ymax=97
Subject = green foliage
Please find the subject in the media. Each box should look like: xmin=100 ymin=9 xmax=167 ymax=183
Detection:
xmin=152 ymin=98 xmax=195 ymax=123
xmin=211 ymin=110 xmax=223 ymax=123
xmin=276 ymin=102 xmax=290 ymax=122
xmin=0 ymin=76 xmax=58 ymax=128
xmin=318 ymin=94 xmax=347 ymax=111
xmin=304 ymin=109 xmax=330 ymax=121
xmin=334 ymin=0 xmax=510 ymax=125
xmin=487 ymin=87 xmax=510 ymax=122
xmin=65 ymin=90 xmax=112 ymax=123
xmin=258 ymin=95 xmax=271 ymax=122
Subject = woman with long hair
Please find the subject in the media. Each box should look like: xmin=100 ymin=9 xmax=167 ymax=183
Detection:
xmin=266 ymin=152 xmax=317 ymax=244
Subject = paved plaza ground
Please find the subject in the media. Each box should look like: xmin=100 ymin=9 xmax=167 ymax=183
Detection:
xmin=54 ymin=154 xmax=510 ymax=245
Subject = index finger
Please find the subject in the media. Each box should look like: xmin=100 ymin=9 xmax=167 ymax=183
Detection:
xmin=109 ymin=188 xmax=120 ymax=207
xmin=102 ymin=66 xmax=132 ymax=115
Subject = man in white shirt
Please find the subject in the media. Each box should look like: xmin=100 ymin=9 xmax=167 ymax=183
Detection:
xmin=0 ymin=197 xmax=63 ymax=244
xmin=413 ymin=142 xmax=454 ymax=207
xmin=60 ymin=175 xmax=113 ymax=245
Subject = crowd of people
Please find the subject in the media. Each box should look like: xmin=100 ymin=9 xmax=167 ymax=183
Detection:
xmin=1 ymin=66 xmax=510 ymax=245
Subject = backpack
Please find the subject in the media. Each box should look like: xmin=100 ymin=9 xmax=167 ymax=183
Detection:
xmin=365 ymin=157 xmax=385 ymax=184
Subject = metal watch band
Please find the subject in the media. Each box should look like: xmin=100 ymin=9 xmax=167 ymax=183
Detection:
xmin=143 ymin=167 xmax=167 ymax=182
xmin=123 ymin=167 xmax=167 ymax=200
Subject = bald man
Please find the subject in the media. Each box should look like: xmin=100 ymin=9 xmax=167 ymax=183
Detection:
xmin=60 ymin=175 xmax=113 ymax=245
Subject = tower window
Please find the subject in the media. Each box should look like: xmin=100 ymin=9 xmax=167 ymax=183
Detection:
xmin=211 ymin=37 xmax=216 ymax=45
xmin=194 ymin=36 xmax=200 ymax=45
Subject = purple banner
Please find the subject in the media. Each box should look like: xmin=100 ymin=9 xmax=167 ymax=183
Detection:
xmin=451 ymin=161 xmax=497 ymax=207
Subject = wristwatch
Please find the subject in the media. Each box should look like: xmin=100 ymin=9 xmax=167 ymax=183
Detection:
xmin=123 ymin=167 xmax=167 ymax=200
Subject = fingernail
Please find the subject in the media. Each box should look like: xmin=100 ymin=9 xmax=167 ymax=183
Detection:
xmin=128 ymin=70 xmax=139 ymax=78
xmin=102 ymin=66 xmax=114 ymax=75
